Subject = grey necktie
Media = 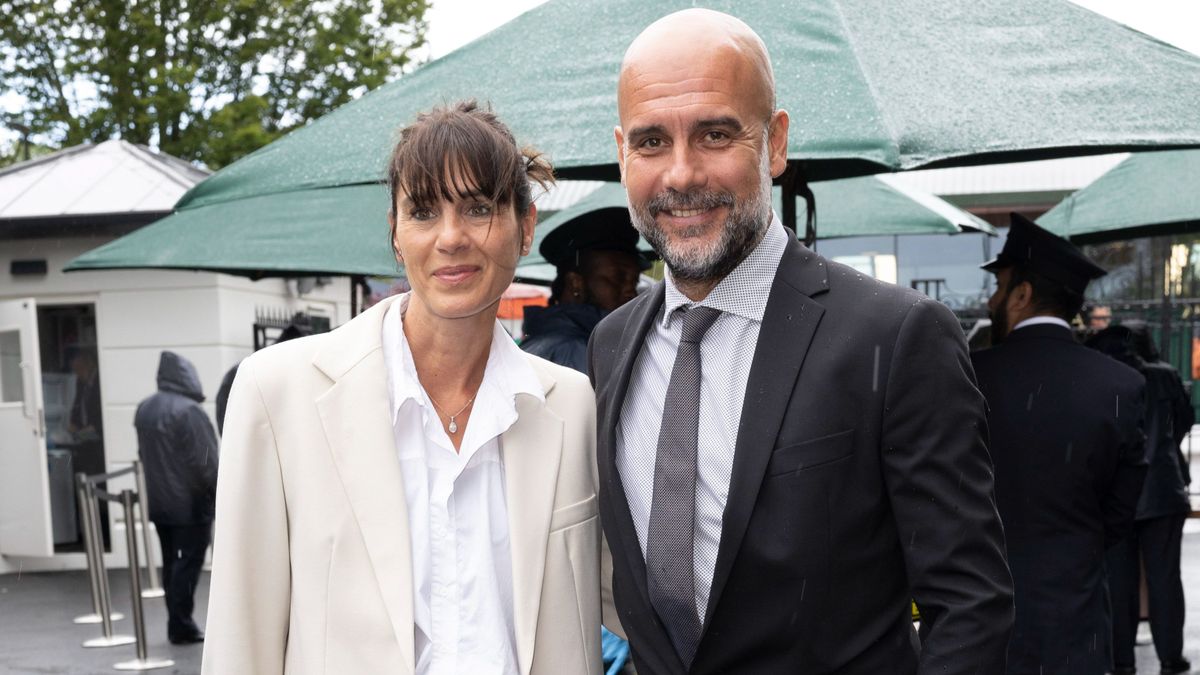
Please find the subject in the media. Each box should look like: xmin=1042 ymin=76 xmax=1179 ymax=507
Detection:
xmin=646 ymin=304 xmax=721 ymax=668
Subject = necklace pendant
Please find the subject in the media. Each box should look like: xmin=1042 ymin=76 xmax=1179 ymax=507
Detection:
xmin=448 ymin=417 xmax=458 ymax=434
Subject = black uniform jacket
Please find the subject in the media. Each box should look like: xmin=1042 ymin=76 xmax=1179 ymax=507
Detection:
xmin=971 ymin=323 xmax=1147 ymax=675
xmin=589 ymin=237 xmax=1015 ymax=675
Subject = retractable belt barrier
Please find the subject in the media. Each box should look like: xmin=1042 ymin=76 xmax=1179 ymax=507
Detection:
xmin=74 ymin=466 xmax=174 ymax=671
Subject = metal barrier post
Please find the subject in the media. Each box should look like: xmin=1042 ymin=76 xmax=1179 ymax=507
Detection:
xmin=73 ymin=473 xmax=124 ymax=625
xmin=82 ymin=482 xmax=135 ymax=648
xmin=114 ymin=490 xmax=174 ymax=671
xmin=132 ymin=461 xmax=164 ymax=598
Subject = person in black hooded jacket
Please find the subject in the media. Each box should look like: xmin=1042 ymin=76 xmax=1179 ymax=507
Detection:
xmin=1088 ymin=323 xmax=1194 ymax=675
xmin=134 ymin=350 xmax=219 ymax=645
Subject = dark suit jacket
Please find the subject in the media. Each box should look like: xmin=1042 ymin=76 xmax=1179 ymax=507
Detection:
xmin=589 ymin=237 xmax=1014 ymax=675
xmin=972 ymin=324 xmax=1147 ymax=675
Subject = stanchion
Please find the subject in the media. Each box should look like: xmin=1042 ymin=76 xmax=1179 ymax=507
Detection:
xmin=113 ymin=489 xmax=174 ymax=671
xmin=81 ymin=482 xmax=135 ymax=649
xmin=73 ymin=473 xmax=124 ymax=625
xmin=131 ymin=461 xmax=164 ymax=599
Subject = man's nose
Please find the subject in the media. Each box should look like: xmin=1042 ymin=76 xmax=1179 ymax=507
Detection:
xmin=662 ymin=144 xmax=706 ymax=194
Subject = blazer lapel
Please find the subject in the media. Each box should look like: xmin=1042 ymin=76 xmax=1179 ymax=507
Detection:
xmin=598 ymin=284 xmax=664 ymax=605
xmin=502 ymin=369 xmax=563 ymax=675
xmin=701 ymin=239 xmax=829 ymax=634
xmin=313 ymin=297 xmax=416 ymax=674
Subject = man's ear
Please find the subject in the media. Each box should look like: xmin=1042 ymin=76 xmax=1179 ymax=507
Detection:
xmin=566 ymin=270 xmax=586 ymax=299
xmin=1009 ymin=280 xmax=1034 ymax=313
xmin=615 ymin=126 xmax=627 ymax=185
xmin=767 ymin=109 xmax=790 ymax=178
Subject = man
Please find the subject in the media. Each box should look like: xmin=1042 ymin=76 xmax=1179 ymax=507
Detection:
xmin=135 ymin=351 xmax=220 ymax=644
xmin=521 ymin=209 xmax=646 ymax=371
xmin=1089 ymin=321 xmax=1192 ymax=675
xmin=972 ymin=214 xmax=1147 ymax=675
xmin=589 ymin=10 xmax=1014 ymax=674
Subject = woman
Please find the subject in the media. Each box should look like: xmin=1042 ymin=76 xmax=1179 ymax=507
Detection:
xmin=203 ymin=101 xmax=610 ymax=674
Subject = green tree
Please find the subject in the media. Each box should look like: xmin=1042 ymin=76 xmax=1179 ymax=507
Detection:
xmin=0 ymin=0 xmax=429 ymax=168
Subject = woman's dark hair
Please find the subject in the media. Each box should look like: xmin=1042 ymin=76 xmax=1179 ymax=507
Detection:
xmin=386 ymin=100 xmax=554 ymax=257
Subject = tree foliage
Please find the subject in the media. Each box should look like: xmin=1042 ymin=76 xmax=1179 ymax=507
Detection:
xmin=0 ymin=0 xmax=429 ymax=168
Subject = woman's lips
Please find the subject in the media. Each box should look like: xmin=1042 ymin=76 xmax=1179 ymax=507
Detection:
xmin=433 ymin=265 xmax=480 ymax=285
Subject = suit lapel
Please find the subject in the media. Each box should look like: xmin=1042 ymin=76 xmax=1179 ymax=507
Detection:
xmin=599 ymin=285 xmax=664 ymax=605
xmin=502 ymin=368 xmax=563 ymax=675
xmin=313 ymin=297 xmax=416 ymax=674
xmin=701 ymin=239 xmax=828 ymax=634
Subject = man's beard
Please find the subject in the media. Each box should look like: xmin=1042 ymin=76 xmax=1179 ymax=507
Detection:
xmin=627 ymin=157 xmax=772 ymax=285
xmin=989 ymin=295 xmax=1010 ymax=343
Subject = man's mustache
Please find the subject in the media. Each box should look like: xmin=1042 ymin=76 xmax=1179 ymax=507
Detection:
xmin=645 ymin=189 xmax=735 ymax=216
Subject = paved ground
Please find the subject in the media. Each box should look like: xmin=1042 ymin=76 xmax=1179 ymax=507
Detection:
xmin=0 ymin=569 xmax=207 ymax=674
xmin=1 ymin=530 xmax=1198 ymax=673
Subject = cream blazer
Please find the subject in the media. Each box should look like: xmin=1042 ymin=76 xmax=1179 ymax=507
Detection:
xmin=202 ymin=297 xmax=617 ymax=675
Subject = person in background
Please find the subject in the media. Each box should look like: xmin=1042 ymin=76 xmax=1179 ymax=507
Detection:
xmin=1088 ymin=304 xmax=1113 ymax=331
xmin=520 ymin=209 xmax=647 ymax=372
xmin=1088 ymin=321 xmax=1193 ymax=675
xmin=973 ymin=214 xmax=1147 ymax=675
xmin=134 ymin=350 xmax=219 ymax=645
xmin=214 ymin=323 xmax=305 ymax=435
xmin=68 ymin=349 xmax=103 ymax=441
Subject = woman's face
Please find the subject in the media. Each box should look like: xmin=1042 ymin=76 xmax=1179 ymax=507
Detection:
xmin=392 ymin=188 xmax=535 ymax=322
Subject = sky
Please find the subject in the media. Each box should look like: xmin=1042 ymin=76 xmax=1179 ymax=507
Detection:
xmin=3 ymin=0 xmax=1198 ymax=148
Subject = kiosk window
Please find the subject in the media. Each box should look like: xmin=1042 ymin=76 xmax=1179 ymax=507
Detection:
xmin=0 ymin=330 xmax=23 ymax=403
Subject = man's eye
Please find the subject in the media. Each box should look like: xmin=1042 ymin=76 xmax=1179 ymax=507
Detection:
xmin=704 ymin=130 xmax=729 ymax=142
xmin=638 ymin=137 xmax=663 ymax=149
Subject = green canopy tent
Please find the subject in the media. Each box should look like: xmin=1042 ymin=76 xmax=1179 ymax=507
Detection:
xmin=515 ymin=179 xmax=995 ymax=281
xmin=67 ymin=175 xmax=995 ymax=283
xmin=69 ymin=0 xmax=1200 ymax=279
xmin=1038 ymin=149 xmax=1200 ymax=244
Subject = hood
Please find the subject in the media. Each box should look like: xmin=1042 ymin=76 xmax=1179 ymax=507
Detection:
xmin=156 ymin=351 xmax=206 ymax=402
xmin=522 ymin=303 xmax=606 ymax=339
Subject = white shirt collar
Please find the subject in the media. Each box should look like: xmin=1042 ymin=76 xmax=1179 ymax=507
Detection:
xmin=381 ymin=293 xmax=544 ymax=427
xmin=661 ymin=212 xmax=789 ymax=327
xmin=1012 ymin=316 xmax=1072 ymax=332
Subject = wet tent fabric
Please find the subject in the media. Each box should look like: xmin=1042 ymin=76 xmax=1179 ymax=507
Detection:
xmin=68 ymin=176 xmax=995 ymax=278
xmin=68 ymin=184 xmax=400 ymax=278
xmin=523 ymin=179 xmax=995 ymax=268
xmin=1038 ymin=149 xmax=1200 ymax=244
xmin=178 ymin=0 xmax=1200 ymax=213
xmin=68 ymin=0 xmax=1200 ymax=278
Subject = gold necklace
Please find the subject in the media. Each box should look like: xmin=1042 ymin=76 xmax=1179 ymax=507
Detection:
xmin=427 ymin=392 xmax=476 ymax=434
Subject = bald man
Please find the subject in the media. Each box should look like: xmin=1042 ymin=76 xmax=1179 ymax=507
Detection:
xmin=587 ymin=10 xmax=1014 ymax=674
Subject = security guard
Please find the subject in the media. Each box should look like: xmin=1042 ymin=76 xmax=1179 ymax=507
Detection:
xmin=972 ymin=214 xmax=1148 ymax=675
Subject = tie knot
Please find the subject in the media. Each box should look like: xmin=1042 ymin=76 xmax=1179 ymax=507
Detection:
xmin=679 ymin=305 xmax=721 ymax=344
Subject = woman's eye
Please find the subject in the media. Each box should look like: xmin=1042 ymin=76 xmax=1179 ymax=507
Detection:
xmin=467 ymin=203 xmax=493 ymax=218
xmin=410 ymin=207 xmax=435 ymax=220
